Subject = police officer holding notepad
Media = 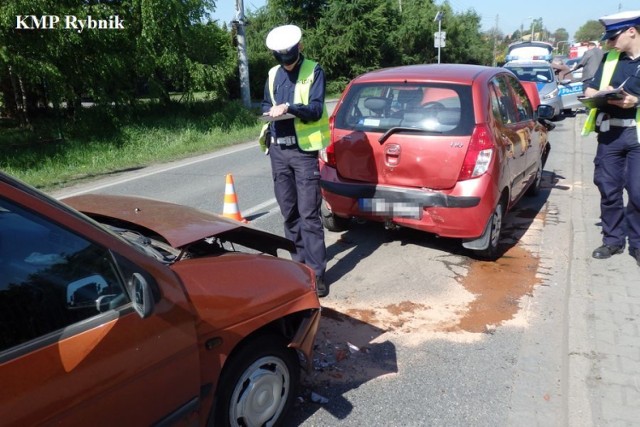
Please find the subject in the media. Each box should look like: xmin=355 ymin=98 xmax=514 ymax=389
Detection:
xmin=582 ymin=11 xmax=640 ymax=264
xmin=260 ymin=24 xmax=331 ymax=296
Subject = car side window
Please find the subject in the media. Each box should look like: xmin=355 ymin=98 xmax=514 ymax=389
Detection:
xmin=0 ymin=198 xmax=129 ymax=352
xmin=489 ymin=85 xmax=502 ymax=123
xmin=507 ymin=75 xmax=533 ymax=121
xmin=489 ymin=77 xmax=518 ymax=125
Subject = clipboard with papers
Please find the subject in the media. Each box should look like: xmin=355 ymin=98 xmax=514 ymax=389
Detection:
xmin=259 ymin=113 xmax=296 ymax=122
xmin=578 ymin=79 xmax=627 ymax=109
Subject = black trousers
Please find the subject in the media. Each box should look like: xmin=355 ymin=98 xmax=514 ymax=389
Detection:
xmin=269 ymin=143 xmax=327 ymax=278
xmin=594 ymin=126 xmax=640 ymax=249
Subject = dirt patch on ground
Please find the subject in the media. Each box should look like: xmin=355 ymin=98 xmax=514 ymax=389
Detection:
xmin=320 ymin=240 xmax=540 ymax=337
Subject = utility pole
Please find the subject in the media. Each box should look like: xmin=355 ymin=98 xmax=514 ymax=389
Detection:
xmin=521 ymin=17 xmax=532 ymax=42
xmin=530 ymin=20 xmax=535 ymax=41
xmin=492 ymin=15 xmax=499 ymax=67
xmin=234 ymin=0 xmax=251 ymax=108
xmin=434 ymin=11 xmax=444 ymax=64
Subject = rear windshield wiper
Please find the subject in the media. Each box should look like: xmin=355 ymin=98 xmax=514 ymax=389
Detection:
xmin=378 ymin=127 xmax=442 ymax=144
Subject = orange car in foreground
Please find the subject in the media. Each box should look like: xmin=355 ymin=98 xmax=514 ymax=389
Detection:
xmin=0 ymin=172 xmax=320 ymax=426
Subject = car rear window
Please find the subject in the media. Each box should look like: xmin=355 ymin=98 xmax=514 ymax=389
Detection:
xmin=506 ymin=45 xmax=553 ymax=62
xmin=334 ymin=83 xmax=474 ymax=136
xmin=505 ymin=65 xmax=554 ymax=83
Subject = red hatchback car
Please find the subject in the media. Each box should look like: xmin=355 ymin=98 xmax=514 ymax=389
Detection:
xmin=319 ymin=64 xmax=554 ymax=259
xmin=0 ymin=172 xmax=320 ymax=426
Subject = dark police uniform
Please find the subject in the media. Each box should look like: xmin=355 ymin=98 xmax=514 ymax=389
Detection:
xmin=261 ymin=44 xmax=328 ymax=292
xmin=586 ymin=12 xmax=640 ymax=260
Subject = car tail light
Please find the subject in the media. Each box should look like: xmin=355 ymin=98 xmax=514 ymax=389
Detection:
xmin=458 ymin=124 xmax=494 ymax=181
xmin=319 ymin=115 xmax=337 ymax=167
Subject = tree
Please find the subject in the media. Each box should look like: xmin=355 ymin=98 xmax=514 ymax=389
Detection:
xmin=307 ymin=0 xmax=397 ymax=80
xmin=528 ymin=17 xmax=544 ymax=41
xmin=484 ymin=27 xmax=506 ymax=66
xmin=438 ymin=8 xmax=492 ymax=65
xmin=386 ymin=0 xmax=436 ymax=65
xmin=242 ymin=0 xmax=400 ymax=92
xmin=0 ymin=0 xmax=101 ymax=121
xmin=135 ymin=0 xmax=220 ymax=101
xmin=242 ymin=0 xmax=496 ymax=96
xmin=266 ymin=0 xmax=329 ymax=29
xmin=575 ymin=20 xmax=604 ymax=42
xmin=553 ymin=28 xmax=569 ymax=44
xmin=0 ymin=0 xmax=228 ymax=124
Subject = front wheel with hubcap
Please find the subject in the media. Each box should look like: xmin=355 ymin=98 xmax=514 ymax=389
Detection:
xmin=212 ymin=335 xmax=299 ymax=427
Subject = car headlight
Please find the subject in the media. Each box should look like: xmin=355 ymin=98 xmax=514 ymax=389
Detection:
xmin=543 ymin=88 xmax=559 ymax=100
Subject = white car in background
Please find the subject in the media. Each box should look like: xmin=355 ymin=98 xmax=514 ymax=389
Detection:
xmin=505 ymin=41 xmax=554 ymax=62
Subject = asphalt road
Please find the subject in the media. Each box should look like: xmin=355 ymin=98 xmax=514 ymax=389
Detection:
xmin=51 ymin=112 xmax=580 ymax=426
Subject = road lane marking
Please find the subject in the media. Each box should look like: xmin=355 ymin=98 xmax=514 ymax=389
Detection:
xmin=54 ymin=143 xmax=256 ymax=198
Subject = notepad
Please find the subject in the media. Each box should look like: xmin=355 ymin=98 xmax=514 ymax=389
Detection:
xmin=578 ymin=78 xmax=628 ymax=109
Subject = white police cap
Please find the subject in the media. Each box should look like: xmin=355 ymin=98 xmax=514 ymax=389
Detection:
xmin=266 ymin=25 xmax=302 ymax=52
xmin=600 ymin=10 xmax=640 ymax=40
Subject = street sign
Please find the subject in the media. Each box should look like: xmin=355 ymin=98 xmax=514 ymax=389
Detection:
xmin=434 ymin=31 xmax=446 ymax=48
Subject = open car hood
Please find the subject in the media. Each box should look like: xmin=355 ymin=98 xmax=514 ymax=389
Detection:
xmin=63 ymin=194 xmax=295 ymax=256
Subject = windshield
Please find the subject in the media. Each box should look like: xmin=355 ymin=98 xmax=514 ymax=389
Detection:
xmin=334 ymin=83 xmax=474 ymax=136
xmin=506 ymin=66 xmax=554 ymax=83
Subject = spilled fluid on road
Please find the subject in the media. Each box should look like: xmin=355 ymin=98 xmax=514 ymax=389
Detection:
xmin=452 ymin=244 xmax=540 ymax=333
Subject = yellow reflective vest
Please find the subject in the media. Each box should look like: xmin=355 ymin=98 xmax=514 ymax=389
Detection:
xmin=582 ymin=50 xmax=640 ymax=139
xmin=260 ymin=59 xmax=330 ymax=152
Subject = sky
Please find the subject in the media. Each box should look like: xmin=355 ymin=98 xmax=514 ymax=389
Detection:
xmin=211 ymin=1 xmax=633 ymax=41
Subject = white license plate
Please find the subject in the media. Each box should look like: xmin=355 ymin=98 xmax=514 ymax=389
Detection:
xmin=358 ymin=198 xmax=422 ymax=219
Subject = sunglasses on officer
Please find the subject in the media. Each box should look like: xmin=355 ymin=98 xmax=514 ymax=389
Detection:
xmin=607 ymin=26 xmax=631 ymax=41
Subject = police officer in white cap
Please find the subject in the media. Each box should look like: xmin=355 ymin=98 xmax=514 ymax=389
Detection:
xmin=582 ymin=10 xmax=640 ymax=264
xmin=261 ymin=24 xmax=331 ymax=296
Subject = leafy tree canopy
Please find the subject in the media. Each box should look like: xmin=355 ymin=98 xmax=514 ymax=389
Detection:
xmin=0 ymin=0 xmax=606 ymax=125
xmin=0 ymin=0 xmax=236 ymax=122
xmin=575 ymin=20 xmax=604 ymax=43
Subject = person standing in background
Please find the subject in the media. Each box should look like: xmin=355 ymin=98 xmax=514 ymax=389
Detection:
xmin=572 ymin=41 xmax=605 ymax=87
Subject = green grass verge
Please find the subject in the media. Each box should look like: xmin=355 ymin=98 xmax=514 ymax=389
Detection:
xmin=0 ymin=100 xmax=263 ymax=191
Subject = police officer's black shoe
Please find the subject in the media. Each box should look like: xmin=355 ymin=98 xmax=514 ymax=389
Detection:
xmin=630 ymin=248 xmax=640 ymax=266
xmin=592 ymin=244 xmax=624 ymax=259
xmin=316 ymin=275 xmax=329 ymax=298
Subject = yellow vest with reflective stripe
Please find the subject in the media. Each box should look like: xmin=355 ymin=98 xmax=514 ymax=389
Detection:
xmin=582 ymin=50 xmax=640 ymax=138
xmin=267 ymin=59 xmax=330 ymax=151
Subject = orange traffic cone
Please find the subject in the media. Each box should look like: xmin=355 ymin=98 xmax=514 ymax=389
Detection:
xmin=222 ymin=173 xmax=248 ymax=223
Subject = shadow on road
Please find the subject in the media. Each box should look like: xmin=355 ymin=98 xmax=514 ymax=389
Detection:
xmin=285 ymin=308 xmax=397 ymax=425
xmin=324 ymin=171 xmax=560 ymax=271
